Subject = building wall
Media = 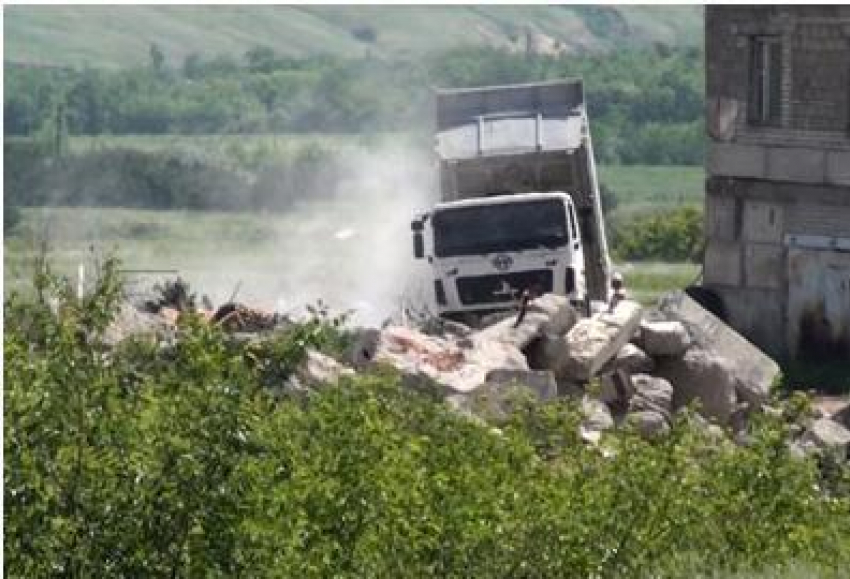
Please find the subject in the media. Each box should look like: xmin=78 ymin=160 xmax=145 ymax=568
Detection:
xmin=704 ymin=6 xmax=850 ymax=359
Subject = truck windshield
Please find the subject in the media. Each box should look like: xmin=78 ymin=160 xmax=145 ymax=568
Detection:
xmin=433 ymin=199 xmax=569 ymax=258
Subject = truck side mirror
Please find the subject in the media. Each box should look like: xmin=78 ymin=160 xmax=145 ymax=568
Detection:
xmin=413 ymin=232 xmax=424 ymax=259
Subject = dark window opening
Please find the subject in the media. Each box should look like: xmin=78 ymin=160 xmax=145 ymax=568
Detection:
xmin=748 ymin=36 xmax=782 ymax=126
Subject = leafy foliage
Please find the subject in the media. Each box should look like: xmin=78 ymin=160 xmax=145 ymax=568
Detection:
xmin=5 ymin=45 xmax=704 ymax=165
xmin=613 ymin=206 xmax=704 ymax=263
xmin=6 ymin=262 xmax=849 ymax=577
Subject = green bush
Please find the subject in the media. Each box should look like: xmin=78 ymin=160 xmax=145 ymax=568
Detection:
xmin=614 ymin=206 xmax=704 ymax=262
xmin=5 ymin=260 xmax=849 ymax=577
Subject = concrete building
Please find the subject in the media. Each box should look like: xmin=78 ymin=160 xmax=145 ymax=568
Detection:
xmin=703 ymin=6 xmax=850 ymax=360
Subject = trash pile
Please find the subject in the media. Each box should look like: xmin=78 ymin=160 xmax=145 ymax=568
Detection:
xmin=104 ymin=277 xmax=283 ymax=346
xmin=105 ymin=279 xmax=850 ymax=461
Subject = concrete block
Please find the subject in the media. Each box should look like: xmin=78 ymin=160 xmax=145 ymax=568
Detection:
xmin=657 ymin=291 xmax=780 ymax=406
xmin=767 ymin=146 xmax=826 ymax=184
xmin=706 ymin=195 xmax=737 ymax=241
xmin=561 ymin=300 xmax=643 ymax=380
xmin=708 ymin=142 xmax=766 ymax=178
xmin=826 ymin=151 xmax=850 ymax=186
xmin=636 ymin=320 xmax=692 ymax=357
xmin=744 ymin=243 xmax=783 ymax=290
xmin=704 ymin=240 xmax=742 ymax=287
xmin=743 ymin=200 xmax=783 ymax=243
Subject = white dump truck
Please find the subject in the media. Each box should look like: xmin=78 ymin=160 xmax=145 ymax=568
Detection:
xmin=411 ymin=79 xmax=613 ymax=321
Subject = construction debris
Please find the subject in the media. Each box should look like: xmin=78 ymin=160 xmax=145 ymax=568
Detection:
xmin=104 ymin=283 xmax=846 ymax=461
xmin=658 ymin=291 xmax=780 ymax=406
xmin=561 ymin=300 xmax=643 ymax=380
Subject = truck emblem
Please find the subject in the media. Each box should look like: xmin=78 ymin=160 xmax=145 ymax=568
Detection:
xmin=492 ymin=254 xmax=513 ymax=271
xmin=493 ymin=280 xmax=516 ymax=299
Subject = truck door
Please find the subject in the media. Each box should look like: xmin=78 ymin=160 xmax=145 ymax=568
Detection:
xmin=567 ymin=199 xmax=586 ymax=299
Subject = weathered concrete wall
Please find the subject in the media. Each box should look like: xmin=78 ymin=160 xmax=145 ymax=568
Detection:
xmin=706 ymin=6 xmax=850 ymax=152
xmin=704 ymin=6 xmax=850 ymax=360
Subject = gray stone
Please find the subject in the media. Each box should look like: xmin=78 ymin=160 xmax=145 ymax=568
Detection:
xmin=580 ymin=396 xmax=614 ymax=444
xmin=523 ymin=333 xmax=570 ymax=374
xmin=466 ymin=369 xmax=558 ymax=423
xmin=348 ymin=327 xmax=381 ymax=369
xmin=612 ymin=343 xmax=656 ymax=374
xmin=593 ymin=370 xmax=635 ymax=406
xmin=484 ymin=369 xmax=558 ymax=401
xmin=297 ymin=349 xmax=355 ymax=388
xmin=656 ymin=348 xmax=738 ymax=424
xmin=626 ymin=410 xmax=670 ymax=438
xmin=657 ymin=291 xmax=779 ymax=406
xmin=629 ymin=374 xmax=674 ymax=417
xmin=831 ymin=403 xmax=850 ymax=429
xmin=561 ymin=300 xmax=643 ymax=380
xmin=636 ymin=320 xmax=692 ymax=357
xmin=801 ymin=418 xmax=850 ymax=458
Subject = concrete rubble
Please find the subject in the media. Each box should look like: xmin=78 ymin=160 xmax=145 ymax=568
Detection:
xmin=108 ymin=282 xmax=846 ymax=460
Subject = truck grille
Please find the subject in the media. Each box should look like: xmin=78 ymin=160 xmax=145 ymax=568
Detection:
xmin=456 ymin=270 xmax=553 ymax=306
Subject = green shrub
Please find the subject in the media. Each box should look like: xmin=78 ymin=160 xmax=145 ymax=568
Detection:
xmin=614 ymin=205 xmax=704 ymax=262
xmin=5 ymin=259 xmax=849 ymax=577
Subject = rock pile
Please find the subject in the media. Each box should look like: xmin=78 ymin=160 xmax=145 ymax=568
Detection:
xmin=340 ymin=291 xmax=848 ymax=459
xmin=106 ymin=283 xmax=850 ymax=461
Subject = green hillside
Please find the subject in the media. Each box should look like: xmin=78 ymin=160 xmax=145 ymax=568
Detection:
xmin=5 ymin=5 xmax=703 ymax=69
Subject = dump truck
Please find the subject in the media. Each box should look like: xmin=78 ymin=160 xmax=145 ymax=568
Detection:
xmin=411 ymin=79 xmax=613 ymax=321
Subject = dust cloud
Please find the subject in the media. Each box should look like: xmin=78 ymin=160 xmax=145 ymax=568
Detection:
xmin=170 ymin=143 xmax=439 ymax=326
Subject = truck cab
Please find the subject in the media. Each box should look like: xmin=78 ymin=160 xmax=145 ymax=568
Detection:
xmin=413 ymin=192 xmax=586 ymax=317
xmin=413 ymin=79 xmax=612 ymax=319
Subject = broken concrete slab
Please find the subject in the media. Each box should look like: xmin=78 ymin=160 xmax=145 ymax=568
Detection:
xmin=297 ymin=349 xmax=355 ymax=389
xmin=475 ymin=293 xmax=577 ymax=351
xmin=657 ymin=291 xmax=779 ymax=406
xmin=484 ymin=369 xmax=558 ymax=401
xmin=636 ymin=320 xmax=692 ymax=357
xmin=629 ymin=374 xmax=674 ymax=418
xmin=561 ymin=300 xmax=643 ymax=381
xmin=800 ymin=418 xmax=850 ymax=458
xmin=374 ymin=325 xmax=528 ymax=395
xmin=523 ymin=333 xmax=570 ymax=375
xmin=611 ymin=343 xmax=656 ymax=375
xmin=461 ymin=369 xmax=559 ymax=423
xmin=832 ymin=403 xmax=850 ymax=429
xmin=656 ymin=348 xmax=738 ymax=425
xmin=592 ymin=369 xmax=635 ymax=408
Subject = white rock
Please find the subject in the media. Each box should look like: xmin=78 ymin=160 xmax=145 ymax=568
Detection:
xmin=561 ymin=300 xmax=643 ymax=380
xmin=636 ymin=320 xmax=692 ymax=357
xmin=801 ymin=418 xmax=850 ymax=457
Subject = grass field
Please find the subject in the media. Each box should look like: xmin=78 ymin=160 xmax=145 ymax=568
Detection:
xmin=5 ymin=5 xmax=702 ymax=68
xmin=6 ymin=203 xmax=699 ymax=318
xmin=598 ymin=163 xmax=704 ymax=208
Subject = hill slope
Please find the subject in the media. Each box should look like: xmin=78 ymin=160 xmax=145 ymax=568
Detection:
xmin=5 ymin=5 xmax=703 ymax=69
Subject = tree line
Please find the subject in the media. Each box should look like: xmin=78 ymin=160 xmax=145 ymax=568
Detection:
xmin=5 ymin=44 xmax=705 ymax=165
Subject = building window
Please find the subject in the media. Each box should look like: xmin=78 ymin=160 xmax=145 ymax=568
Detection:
xmin=748 ymin=36 xmax=782 ymax=126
